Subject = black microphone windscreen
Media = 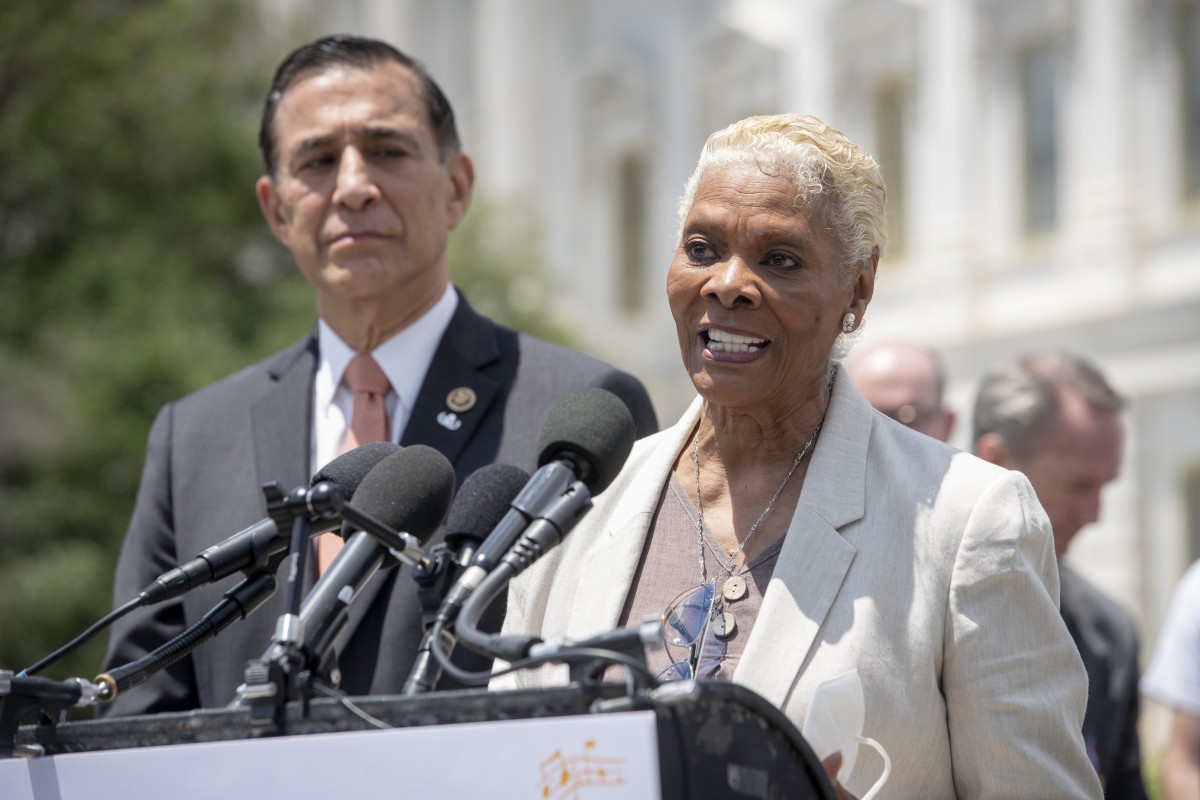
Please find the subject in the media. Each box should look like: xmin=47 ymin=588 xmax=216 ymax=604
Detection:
xmin=444 ymin=463 xmax=531 ymax=538
xmin=536 ymin=388 xmax=637 ymax=495
xmin=311 ymin=441 xmax=401 ymax=501
xmin=345 ymin=444 xmax=455 ymax=544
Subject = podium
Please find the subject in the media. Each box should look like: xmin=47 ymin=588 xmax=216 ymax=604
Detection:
xmin=2 ymin=680 xmax=834 ymax=799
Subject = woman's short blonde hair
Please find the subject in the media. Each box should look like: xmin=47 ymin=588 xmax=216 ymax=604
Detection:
xmin=676 ymin=114 xmax=887 ymax=282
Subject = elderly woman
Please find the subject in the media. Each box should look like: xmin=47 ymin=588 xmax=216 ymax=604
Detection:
xmin=497 ymin=115 xmax=1100 ymax=798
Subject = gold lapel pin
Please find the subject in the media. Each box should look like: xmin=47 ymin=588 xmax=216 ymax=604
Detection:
xmin=446 ymin=386 xmax=477 ymax=413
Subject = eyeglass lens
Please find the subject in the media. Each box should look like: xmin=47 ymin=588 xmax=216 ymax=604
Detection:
xmin=659 ymin=582 xmax=717 ymax=681
xmin=663 ymin=582 xmax=715 ymax=647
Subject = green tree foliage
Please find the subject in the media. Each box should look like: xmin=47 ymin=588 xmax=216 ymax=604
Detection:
xmin=0 ymin=0 xmax=306 ymax=686
xmin=0 ymin=2 xmax=565 ymax=694
xmin=451 ymin=196 xmax=573 ymax=345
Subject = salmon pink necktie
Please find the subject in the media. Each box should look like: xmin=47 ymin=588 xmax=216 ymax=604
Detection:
xmin=316 ymin=354 xmax=392 ymax=573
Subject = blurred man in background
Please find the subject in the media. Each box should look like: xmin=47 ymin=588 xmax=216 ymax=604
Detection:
xmin=973 ymin=351 xmax=1146 ymax=799
xmin=847 ymin=339 xmax=955 ymax=442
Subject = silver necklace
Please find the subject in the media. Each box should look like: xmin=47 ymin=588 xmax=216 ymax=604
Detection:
xmin=692 ymin=418 xmax=821 ymax=638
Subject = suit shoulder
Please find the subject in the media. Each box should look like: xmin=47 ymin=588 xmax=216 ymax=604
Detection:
xmin=513 ymin=330 xmax=626 ymax=374
xmin=868 ymin=412 xmax=1016 ymax=494
xmin=170 ymin=335 xmax=314 ymax=413
xmin=509 ymin=330 xmax=658 ymax=435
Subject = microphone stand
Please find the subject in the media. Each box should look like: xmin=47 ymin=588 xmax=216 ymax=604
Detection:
xmin=235 ymin=484 xmax=433 ymax=723
xmin=235 ymin=483 xmax=330 ymax=725
xmin=0 ymin=671 xmax=105 ymax=758
xmin=402 ymin=533 xmax=480 ymax=696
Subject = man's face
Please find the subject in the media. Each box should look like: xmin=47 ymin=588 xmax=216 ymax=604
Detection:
xmin=256 ymin=61 xmax=472 ymax=314
xmin=1015 ymin=390 xmax=1124 ymax=558
xmin=848 ymin=345 xmax=954 ymax=442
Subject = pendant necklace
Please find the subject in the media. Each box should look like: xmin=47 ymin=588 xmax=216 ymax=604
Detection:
xmin=693 ymin=417 xmax=821 ymax=639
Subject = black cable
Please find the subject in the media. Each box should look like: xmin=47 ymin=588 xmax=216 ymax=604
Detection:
xmin=428 ymin=618 xmax=659 ymax=689
xmin=21 ymin=596 xmax=142 ymax=677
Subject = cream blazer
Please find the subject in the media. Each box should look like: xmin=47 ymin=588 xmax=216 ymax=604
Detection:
xmin=497 ymin=367 xmax=1102 ymax=799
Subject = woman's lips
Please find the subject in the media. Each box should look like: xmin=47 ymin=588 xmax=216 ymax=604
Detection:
xmin=701 ymin=327 xmax=769 ymax=361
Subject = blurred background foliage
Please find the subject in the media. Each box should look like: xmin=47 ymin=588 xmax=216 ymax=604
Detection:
xmin=0 ymin=0 xmax=563 ymax=695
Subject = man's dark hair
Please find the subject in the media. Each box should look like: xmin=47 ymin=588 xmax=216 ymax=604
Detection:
xmin=258 ymin=34 xmax=461 ymax=176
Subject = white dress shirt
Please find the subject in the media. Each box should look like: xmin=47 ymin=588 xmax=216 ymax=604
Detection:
xmin=310 ymin=287 xmax=458 ymax=473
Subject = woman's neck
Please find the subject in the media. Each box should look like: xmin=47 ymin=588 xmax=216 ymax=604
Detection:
xmin=698 ymin=377 xmax=832 ymax=474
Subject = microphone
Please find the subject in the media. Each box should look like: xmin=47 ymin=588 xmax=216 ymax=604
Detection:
xmin=533 ymin=386 xmax=638 ymax=495
xmin=401 ymin=463 xmax=531 ymax=695
xmin=137 ymin=442 xmax=399 ymax=606
xmin=96 ymin=571 xmax=279 ymax=704
xmin=453 ymin=480 xmax=593 ymax=663
xmin=434 ymin=388 xmax=637 ymax=626
xmin=294 ymin=445 xmax=457 ymax=678
xmin=414 ymin=463 xmax=532 ymax=604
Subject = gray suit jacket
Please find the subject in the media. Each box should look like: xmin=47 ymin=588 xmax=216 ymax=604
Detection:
xmin=100 ymin=291 xmax=657 ymax=715
xmin=498 ymin=367 xmax=1102 ymax=799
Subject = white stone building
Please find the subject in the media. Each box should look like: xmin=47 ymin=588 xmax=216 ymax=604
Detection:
xmin=268 ymin=0 xmax=1200 ymax=753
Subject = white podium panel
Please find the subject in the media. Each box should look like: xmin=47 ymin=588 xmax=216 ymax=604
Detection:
xmin=0 ymin=711 xmax=661 ymax=800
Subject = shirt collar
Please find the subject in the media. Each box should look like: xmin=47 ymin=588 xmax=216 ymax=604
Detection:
xmin=316 ymin=286 xmax=459 ymax=419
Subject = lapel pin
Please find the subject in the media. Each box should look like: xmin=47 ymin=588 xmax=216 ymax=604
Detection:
xmin=446 ymin=387 xmax=477 ymax=413
xmin=437 ymin=411 xmax=463 ymax=431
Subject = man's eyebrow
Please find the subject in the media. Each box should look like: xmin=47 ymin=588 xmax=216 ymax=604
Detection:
xmin=293 ymin=134 xmax=336 ymax=156
xmin=290 ymin=127 xmax=422 ymax=158
xmin=359 ymin=126 xmax=420 ymax=147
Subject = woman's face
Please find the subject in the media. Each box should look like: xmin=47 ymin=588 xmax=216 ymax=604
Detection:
xmin=667 ymin=162 xmax=874 ymax=414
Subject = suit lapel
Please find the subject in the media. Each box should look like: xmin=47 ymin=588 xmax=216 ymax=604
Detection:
xmin=566 ymin=404 xmax=700 ymax=639
xmin=735 ymin=368 xmax=871 ymax=708
xmin=400 ymin=294 xmax=502 ymax=467
xmin=565 ymin=500 xmax=658 ymax=640
xmin=251 ymin=334 xmax=317 ymax=489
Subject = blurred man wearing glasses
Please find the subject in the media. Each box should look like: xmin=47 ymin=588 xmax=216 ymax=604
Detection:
xmin=972 ymin=351 xmax=1147 ymax=799
xmin=847 ymin=340 xmax=955 ymax=442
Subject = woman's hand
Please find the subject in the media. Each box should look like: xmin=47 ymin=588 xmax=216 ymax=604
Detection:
xmin=820 ymin=752 xmax=860 ymax=800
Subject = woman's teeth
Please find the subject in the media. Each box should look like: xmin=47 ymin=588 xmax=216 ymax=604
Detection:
xmin=706 ymin=328 xmax=766 ymax=353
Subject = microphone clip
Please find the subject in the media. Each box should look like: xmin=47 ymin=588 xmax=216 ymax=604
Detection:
xmin=262 ymin=480 xmax=343 ymax=532
xmin=236 ymin=650 xmax=316 ymax=728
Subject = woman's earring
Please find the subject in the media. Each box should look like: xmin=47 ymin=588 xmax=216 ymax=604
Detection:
xmin=842 ymin=312 xmax=857 ymax=333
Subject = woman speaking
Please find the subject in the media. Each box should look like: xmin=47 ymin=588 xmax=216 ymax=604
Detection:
xmin=497 ymin=114 xmax=1100 ymax=798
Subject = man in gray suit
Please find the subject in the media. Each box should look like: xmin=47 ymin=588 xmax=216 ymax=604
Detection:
xmin=99 ymin=34 xmax=656 ymax=716
xmin=973 ymin=352 xmax=1146 ymax=799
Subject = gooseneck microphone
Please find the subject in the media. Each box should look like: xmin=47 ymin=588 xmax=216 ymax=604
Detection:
xmin=19 ymin=442 xmax=400 ymax=681
xmin=453 ymin=482 xmax=593 ymax=663
xmin=444 ymin=389 xmax=637 ymax=671
xmin=96 ymin=571 xmax=279 ymax=702
xmin=293 ymin=445 xmax=457 ymax=681
xmin=95 ymin=444 xmax=446 ymax=707
xmin=402 ymin=463 xmax=531 ymax=695
xmin=434 ymin=389 xmax=638 ymax=631
xmin=137 ymin=441 xmax=399 ymax=607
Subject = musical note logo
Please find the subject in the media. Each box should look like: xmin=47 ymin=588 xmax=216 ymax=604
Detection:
xmin=537 ymin=739 xmax=627 ymax=798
